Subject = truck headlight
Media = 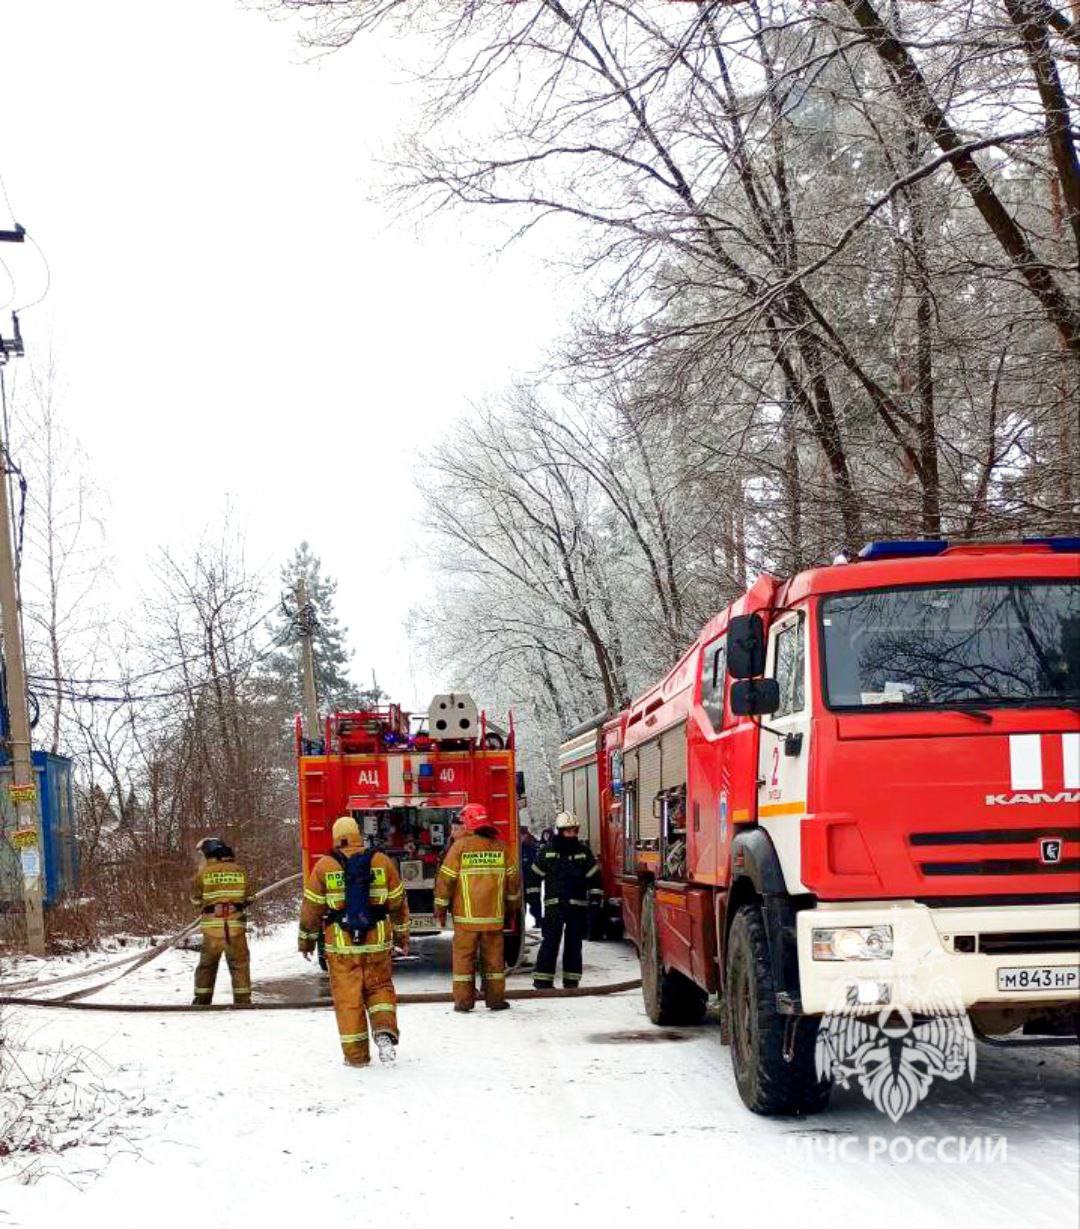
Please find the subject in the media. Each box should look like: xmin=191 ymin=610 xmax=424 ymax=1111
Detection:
xmin=812 ymin=925 xmax=893 ymax=961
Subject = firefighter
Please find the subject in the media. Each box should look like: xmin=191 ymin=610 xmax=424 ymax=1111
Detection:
xmin=434 ymin=803 xmax=521 ymax=1012
xmin=191 ymin=837 xmax=252 ymax=1007
xmin=528 ymin=811 xmax=602 ymax=989
xmin=298 ymin=816 xmax=410 ymax=1067
xmin=519 ymin=827 xmax=542 ymax=928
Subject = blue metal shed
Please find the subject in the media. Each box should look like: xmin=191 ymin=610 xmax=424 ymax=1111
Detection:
xmin=0 ymin=750 xmax=77 ymax=907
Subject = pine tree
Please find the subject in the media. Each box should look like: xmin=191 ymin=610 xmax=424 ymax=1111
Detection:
xmin=261 ymin=542 xmax=379 ymax=714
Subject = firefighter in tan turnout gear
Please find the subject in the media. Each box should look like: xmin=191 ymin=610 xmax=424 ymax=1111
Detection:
xmin=434 ymin=803 xmax=521 ymax=1012
xmin=298 ymin=816 xmax=410 ymax=1067
xmin=190 ymin=837 xmax=253 ymax=1007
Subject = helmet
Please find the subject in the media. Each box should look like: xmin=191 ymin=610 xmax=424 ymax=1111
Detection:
xmin=554 ymin=811 xmax=580 ymax=831
xmin=196 ymin=836 xmax=232 ymax=860
xmin=332 ymin=815 xmax=361 ymax=847
xmin=459 ymin=803 xmax=489 ymax=833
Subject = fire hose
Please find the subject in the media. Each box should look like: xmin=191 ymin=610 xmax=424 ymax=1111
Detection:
xmin=0 ymin=981 xmax=644 ymax=1012
xmin=0 ymin=872 xmax=642 ymax=1012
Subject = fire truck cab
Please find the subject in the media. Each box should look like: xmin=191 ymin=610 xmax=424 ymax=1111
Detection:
xmin=609 ymin=538 xmax=1079 ymax=1114
xmin=297 ymin=693 xmax=524 ymax=962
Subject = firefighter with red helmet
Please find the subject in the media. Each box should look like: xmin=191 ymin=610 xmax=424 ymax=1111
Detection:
xmin=191 ymin=837 xmax=253 ymax=1007
xmin=528 ymin=811 xmax=602 ymax=989
xmin=434 ymin=803 xmax=521 ymax=1012
xmin=298 ymin=816 xmax=410 ymax=1067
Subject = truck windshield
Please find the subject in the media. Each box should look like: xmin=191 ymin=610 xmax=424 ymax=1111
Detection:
xmin=820 ymin=580 xmax=1079 ymax=710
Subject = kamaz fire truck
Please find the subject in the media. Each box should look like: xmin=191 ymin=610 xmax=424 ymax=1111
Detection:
xmin=558 ymin=713 xmax=626 ymax=938
xmin=297 ymin=693 xmax=524 ymax=963
xmin=561 ymin=538 xmax=1079 ymax=1114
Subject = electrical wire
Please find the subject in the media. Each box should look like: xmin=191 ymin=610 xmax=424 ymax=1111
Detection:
xmin=0 ymin=169 xmax=49 ymax=314
xmin=28 ymin=598 xmax=287 ymax=690
xmin=28 ymin=625 xmax=295 ymax=706
xmin=13 ymin=231 xmax=51 ymax=314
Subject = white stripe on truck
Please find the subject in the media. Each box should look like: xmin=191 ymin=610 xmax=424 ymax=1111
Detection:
xmin=1063 ymin=732 xmax=1079 ymax=791
xmin=1009 ymin=733 xmax=1043 ymax=791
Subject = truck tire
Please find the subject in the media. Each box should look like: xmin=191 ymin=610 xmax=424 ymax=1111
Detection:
xmin=641 ymin=886 xmax=708 ymax=1026
xmin=726 ymin=904 xmax=830 ymax=1116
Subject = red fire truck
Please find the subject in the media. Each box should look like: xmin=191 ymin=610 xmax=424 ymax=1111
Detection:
xmin=558 ymin=712 xmax=626 ymax=938
xmin=297 ymin=693 xmax=524 ymax=963
xmin=572 ymin=538 xmax=1079 ymax=1114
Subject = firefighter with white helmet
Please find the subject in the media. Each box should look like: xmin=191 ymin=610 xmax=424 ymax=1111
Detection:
xmin=298 ymin=815 xmax=410 ymax=1067
xmin=434 ymin=802 xmax=521 ymax=1012
xmin=191 ymin=836 xmax=253 ymax=1007
xmin=528 ymin=811 xmax=602 ymax=989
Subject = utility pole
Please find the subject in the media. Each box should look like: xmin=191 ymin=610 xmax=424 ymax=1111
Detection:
xmin=0 ymin=220 xmax=44 ymax=953
xmin=295 ymin=578 xmax=320 ymax=742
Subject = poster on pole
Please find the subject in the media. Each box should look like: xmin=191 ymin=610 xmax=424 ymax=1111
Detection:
xmin=11 ymin=827 xmax=38 ymax=849
xmin=19 ymin=845 xmax=41 ymax=882
xmin=7 ymin=783 xmax=37 ymax=806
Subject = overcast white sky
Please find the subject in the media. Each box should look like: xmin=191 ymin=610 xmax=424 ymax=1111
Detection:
xmin=0 ymin=0 xmax=572 ymax=711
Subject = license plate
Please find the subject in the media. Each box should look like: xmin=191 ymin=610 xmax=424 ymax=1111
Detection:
xmin=410 ymin=914 xmax=440 ymax=932
xmin=997 ymin=965 xmax=1080 ymax=992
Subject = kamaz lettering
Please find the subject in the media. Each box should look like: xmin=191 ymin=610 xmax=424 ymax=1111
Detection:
xmin=985 ymin=791 xmax=1080 ymax=806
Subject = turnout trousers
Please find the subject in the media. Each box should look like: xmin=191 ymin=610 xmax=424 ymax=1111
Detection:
xmin=326 ymin=950 xmax=399 ymax=1066
xmin=451 ymin=929 xmax=506 ymax=1009
xmin=534 ymin=905 xmax=586 ymax=988
xmin=194 ymin=928 xmax=251 ymax=1004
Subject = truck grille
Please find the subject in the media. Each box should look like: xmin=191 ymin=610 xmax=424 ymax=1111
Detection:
xmin=911 ymin=827 xmax=1080 ymax=879
xmin=920 ymin=858 xmax=1079 ymax=876
xmin=911 ymin=827 xmax=1080 ymax=846
xmin=977 ymin=930 xmax=1080 ymax=956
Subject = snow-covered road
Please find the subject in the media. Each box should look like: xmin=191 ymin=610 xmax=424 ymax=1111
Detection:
xmin=1 ymin=925 xmax=1076 ymax=1229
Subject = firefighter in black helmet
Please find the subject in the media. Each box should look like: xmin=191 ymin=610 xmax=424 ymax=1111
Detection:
xmin=191 ymin=837 xmax=253 ymax=1006
xmin=528 ymin=812 xmax=602 ymax=988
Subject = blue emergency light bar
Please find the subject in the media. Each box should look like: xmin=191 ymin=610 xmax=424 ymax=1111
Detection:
xmin=858 ymin=539 xmax=949 ymax=561
xmin=1022 ymin=536 xmax=1080 ymax=552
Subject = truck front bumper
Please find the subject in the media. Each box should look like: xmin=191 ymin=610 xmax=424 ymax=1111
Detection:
xmin=796 ymin=900 xmax=1080 ymax=1015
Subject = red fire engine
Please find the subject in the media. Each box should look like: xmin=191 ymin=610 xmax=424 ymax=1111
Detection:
xmin=298 ymin=693 xmax=524 ymax=962
xmin=562 ymin=538 xmax=1079 ymax=1114
xmin=558 ymin=713 xmax=626 ymax=938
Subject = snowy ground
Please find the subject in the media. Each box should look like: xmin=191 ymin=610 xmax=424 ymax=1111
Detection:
xmin=1 ymin=923 xmax=1077 ymax=1229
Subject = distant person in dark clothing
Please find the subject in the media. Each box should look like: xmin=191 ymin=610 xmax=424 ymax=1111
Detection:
xmin=519 ymin=828 xmax=542 ymax=927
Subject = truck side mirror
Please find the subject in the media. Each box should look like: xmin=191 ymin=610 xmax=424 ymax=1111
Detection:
xmin=731 ymin=678 xmax=780 ymax=717
xmin=727 ymin=613 xmax=767 ymax=679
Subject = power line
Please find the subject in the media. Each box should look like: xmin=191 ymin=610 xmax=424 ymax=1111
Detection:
xmin=28 ymin=625 xmax=295 ymax=706
xmin=28 ymin=598 xmax=285 ymax=690
xmin=13 ymin=230 xmax=51 ymax=315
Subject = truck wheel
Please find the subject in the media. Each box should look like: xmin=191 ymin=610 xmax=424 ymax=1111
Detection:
xmin=726 ymin=904 xmax=830 ymax=1116
xmin=641 ymin=886 xmax=707 ymax=1026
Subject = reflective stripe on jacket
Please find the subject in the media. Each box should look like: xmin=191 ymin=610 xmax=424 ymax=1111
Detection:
xmin=435 ymin=834 xmax=521 ymax=932
xmin=527 ymin=838 xmax=602 ymax=908
xmin=298 ymin=847 xmax=409 ymax=956
xmin=191 ymin=858 xmax=251 ymax=933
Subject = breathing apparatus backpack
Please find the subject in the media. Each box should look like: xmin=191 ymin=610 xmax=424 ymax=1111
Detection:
xmin=328 ymin=848 xmax=389 ymax=942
